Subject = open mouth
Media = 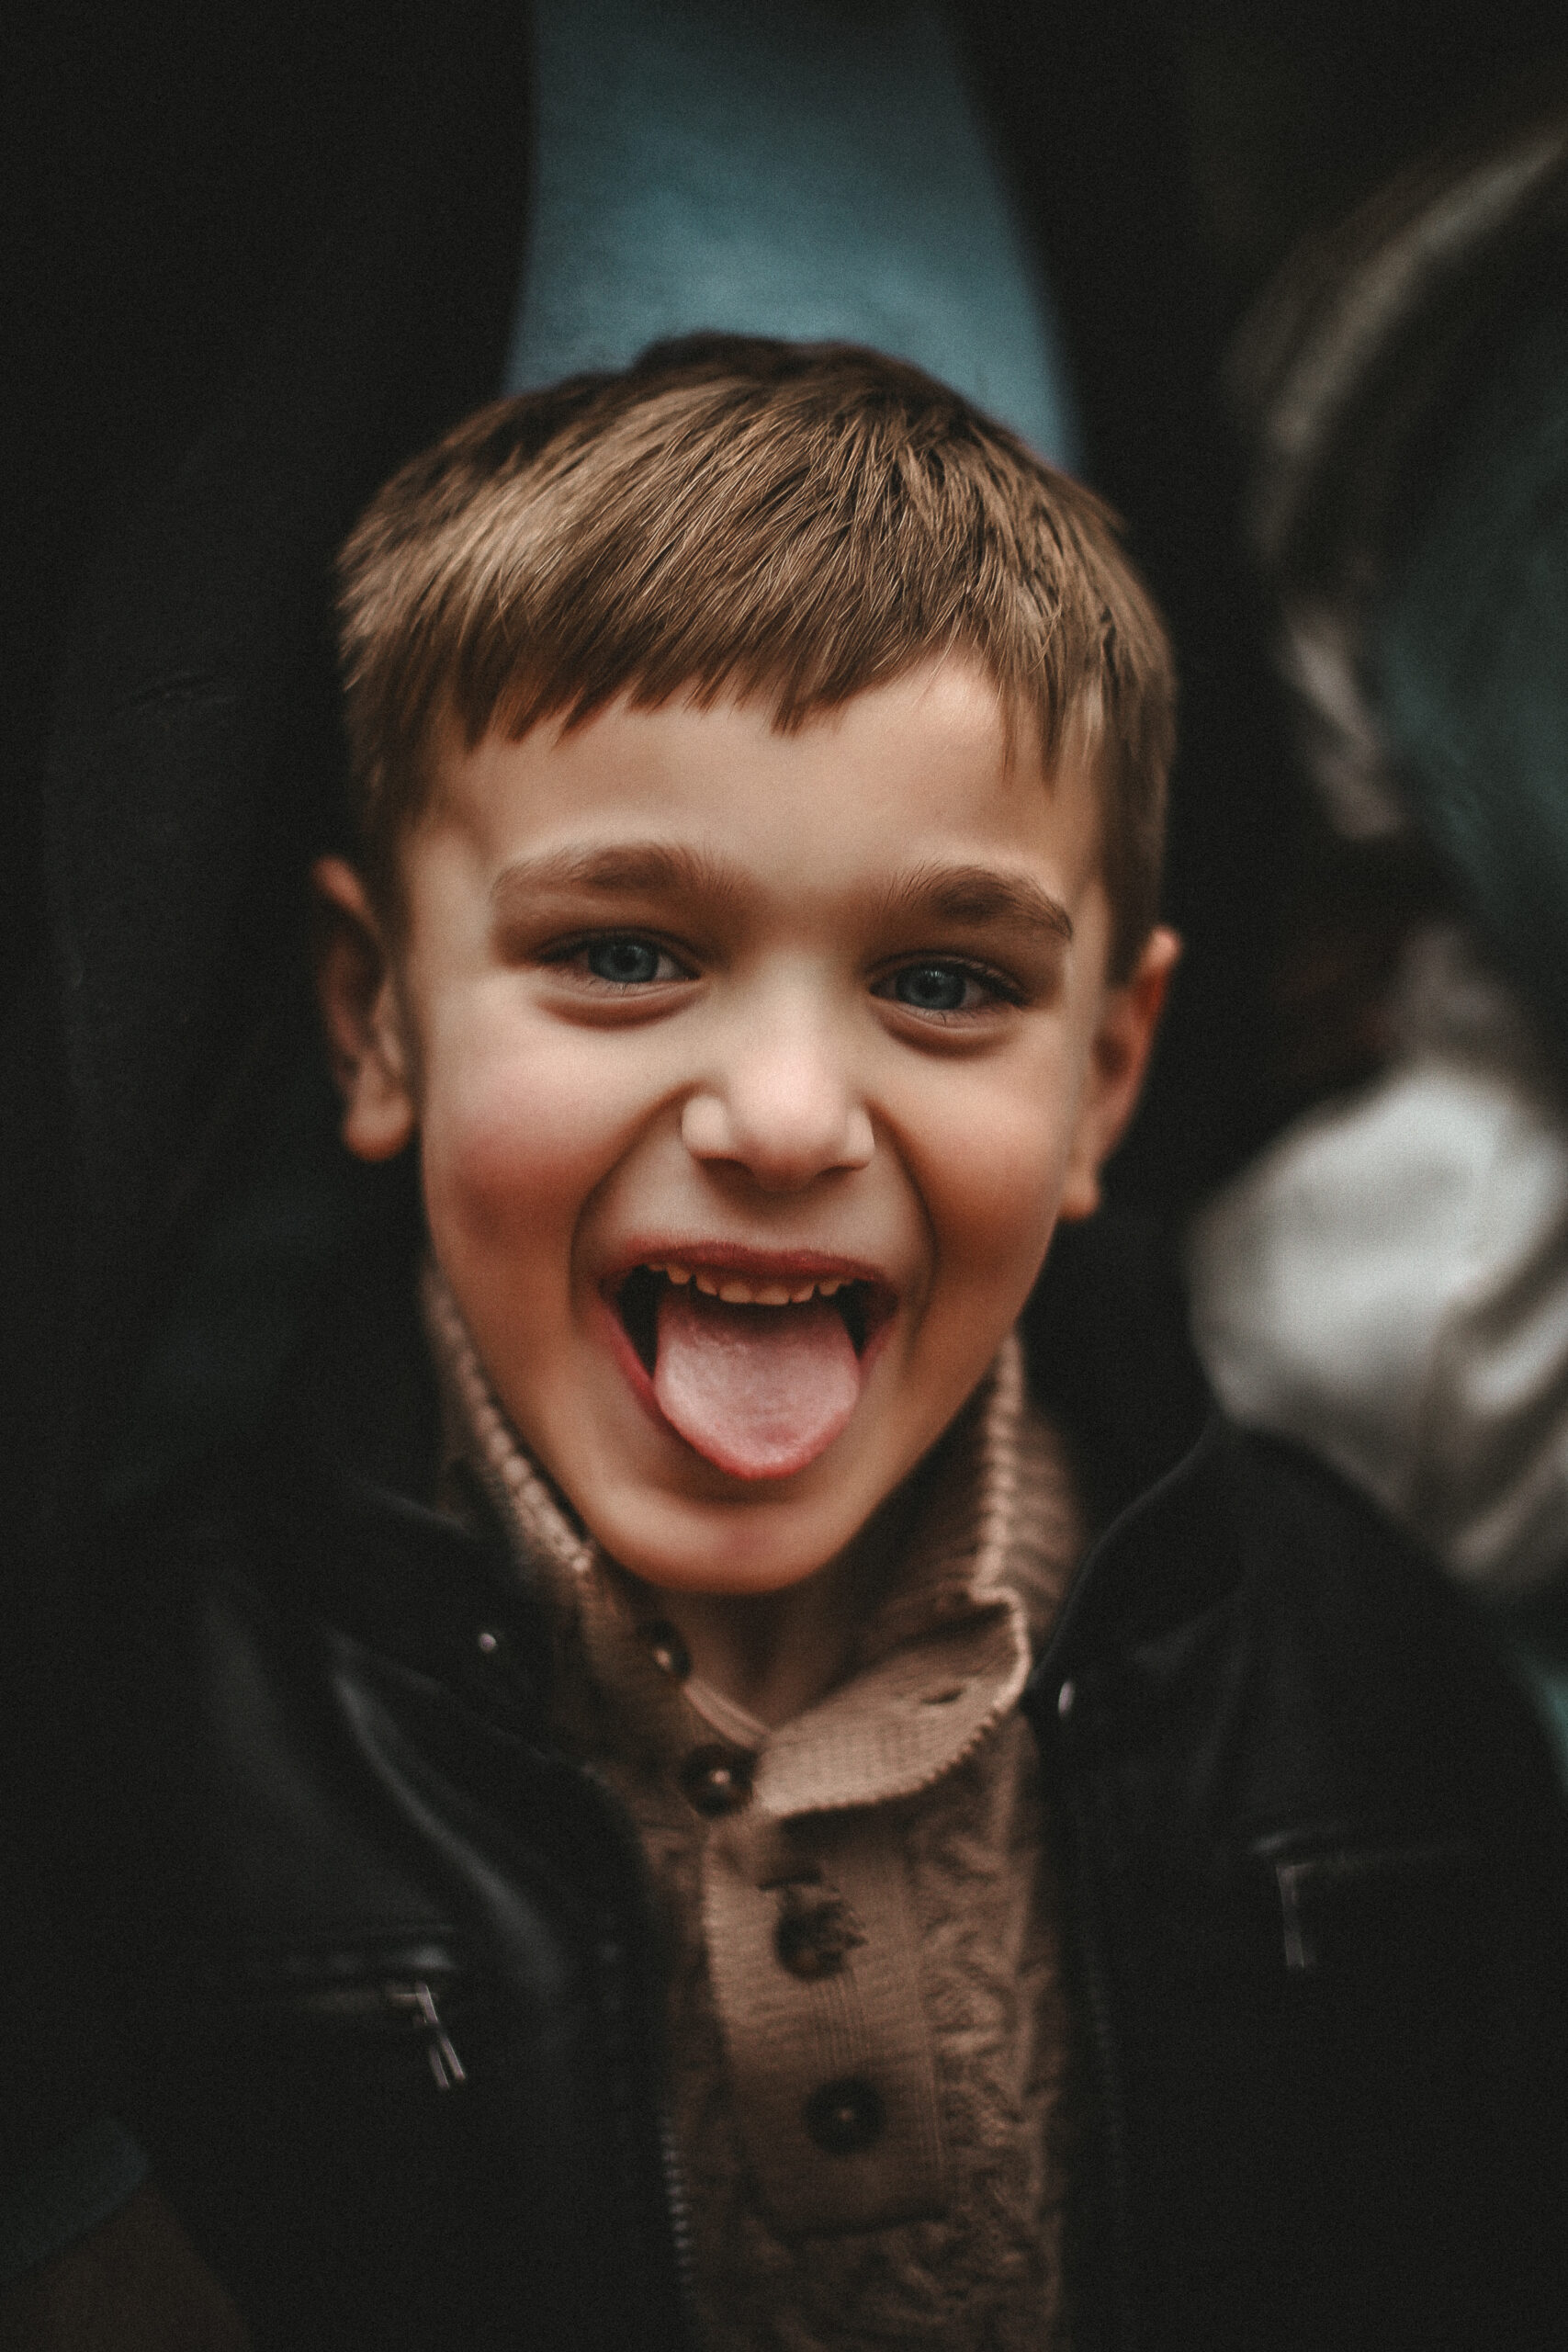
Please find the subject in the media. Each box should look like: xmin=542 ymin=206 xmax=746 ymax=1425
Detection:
xmin=610 ymin=1259 xmax=893 ymax=1481
xmin=615 ymin=1262 xmax=876 ymax=1371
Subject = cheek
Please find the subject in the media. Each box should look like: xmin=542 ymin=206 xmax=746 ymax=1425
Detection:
xmin=904 ymin=1047 xmax=1085 ymax=1295
xmin=415 ymin=1010 xmax=629 ymax=1259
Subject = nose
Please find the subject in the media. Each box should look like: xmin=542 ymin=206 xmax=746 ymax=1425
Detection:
xmin=681 ymin=998 xmax=874 ymax=1193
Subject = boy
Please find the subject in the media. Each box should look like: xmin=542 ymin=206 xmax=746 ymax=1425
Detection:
xmin=81 ymin=341 xmax=1568 ymax=2350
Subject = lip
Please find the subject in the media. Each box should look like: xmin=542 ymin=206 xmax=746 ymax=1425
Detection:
xmin=590 ymin=1239 xmax=902 ymax=1482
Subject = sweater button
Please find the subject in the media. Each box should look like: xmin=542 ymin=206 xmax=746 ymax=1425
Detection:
xmin=680 ymin=1746 xmax=753 ymax=1817
xmin=643 ymin=1620 xmax=692 ymax=1680
xmin=775 ymin=1902 xmax=853 ymax=1981
xmin=804 ymin=2077 xmax=884 ymax=2155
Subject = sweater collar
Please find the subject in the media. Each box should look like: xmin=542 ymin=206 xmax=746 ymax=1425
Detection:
xmin=421 ymin=1261 xmax=1082 ymax=1819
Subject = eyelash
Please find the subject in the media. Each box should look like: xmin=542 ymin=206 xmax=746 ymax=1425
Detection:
xmin=546 ymin=933 xmax=1023 ymax=1016
xmin=547 ymin=933 xmax=693 ymax=989
xmin=870 ymin=958 xmax=1022 ymax=1018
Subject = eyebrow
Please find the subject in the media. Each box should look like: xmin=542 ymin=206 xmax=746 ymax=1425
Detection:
xmin=490 ymin=842 xmax=746 ymax=921
xmin=490 ymin=842 xmax=1073 ymax=944
xmin=877 ymin=862 xmax=1075 ymax=945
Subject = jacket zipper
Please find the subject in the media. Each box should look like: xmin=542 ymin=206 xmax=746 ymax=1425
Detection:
xmin=272 ymin=1947 xmax=695 ymax=2335
xmin=275 ymin=1973 xmax=468 ymax=2091
xmin=388 ymin=1977 xmax=468 ymax=2089
xmin=448 ymin=1431 xmax=700 ymax=2342
xmin=575 ymin=1775 xmax=700 ymax=2349
xmin=659 ymin=2105 xmax=699 ymax=2325
xmin=586 ymin=1881 xmax=699 ymax=2345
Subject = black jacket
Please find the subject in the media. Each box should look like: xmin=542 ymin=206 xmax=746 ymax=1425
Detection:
xmin=69 ymin=1220 xmax=1568 ymax=2352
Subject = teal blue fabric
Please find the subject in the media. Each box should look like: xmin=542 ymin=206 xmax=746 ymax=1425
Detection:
xmin=0 ymin=2118 xmax=148 ymax=2285
xmin=506 ymin=0 xmax=1081 ymax=469
xmin=1374 ymin=297 xmax=1568 ymax=1060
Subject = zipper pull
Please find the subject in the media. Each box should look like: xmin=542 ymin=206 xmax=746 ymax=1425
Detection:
xmin=388 ymin=1978 xmax=468 ymax=2089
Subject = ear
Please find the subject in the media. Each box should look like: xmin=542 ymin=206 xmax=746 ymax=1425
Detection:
xmin=310 ymin=856 xmax=418 ymax=1161
xmin=1056 ymin=925 xmax=1181 ymax=1223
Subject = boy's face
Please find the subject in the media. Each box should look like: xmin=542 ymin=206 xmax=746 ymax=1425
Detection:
xmin=318 ymin=662 xmax=1174 ymax=1595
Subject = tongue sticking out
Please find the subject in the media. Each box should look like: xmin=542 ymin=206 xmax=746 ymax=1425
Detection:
xmin=652 ymin=1283 xmax=863 ymax=1479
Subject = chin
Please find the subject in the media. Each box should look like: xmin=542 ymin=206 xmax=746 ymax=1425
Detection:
xmin=586 ymin=1473 xmax=874 ymax=1598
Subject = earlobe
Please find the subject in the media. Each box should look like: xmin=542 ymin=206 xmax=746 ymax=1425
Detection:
xmin=1056 ymin=925 xmax=1181 ymax=1222
xmin=310 ymin=856 xmax=418 ymax=1162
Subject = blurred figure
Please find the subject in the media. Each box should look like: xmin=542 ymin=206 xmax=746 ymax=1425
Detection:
xmin=1190 ymin=92 xmax=1568 ymax=1623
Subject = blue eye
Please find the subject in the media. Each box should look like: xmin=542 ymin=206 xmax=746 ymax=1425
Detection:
xmin=586 ymin=936 xmax=667 ymax=984
xmin=889 ymin=963 xmax=977 ymax=1012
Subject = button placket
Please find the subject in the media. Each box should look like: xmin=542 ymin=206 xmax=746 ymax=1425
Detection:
xmin=805 ymin=2076 xmax=885 ymax=2155
xmin=773 ymin=1882 xmax=864 ymax=1982
xmin=701 ymin=1817 xmax=948 ymax=2232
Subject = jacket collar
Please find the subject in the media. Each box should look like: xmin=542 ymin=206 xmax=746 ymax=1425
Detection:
xmin=250 ymin=1204 xmax=1231 ymax=1712
xmin=1020 ymin=1207 xmax=1244 ymax=1690
xmin=1032 ymin=1413 xmax=1241 ymax=1690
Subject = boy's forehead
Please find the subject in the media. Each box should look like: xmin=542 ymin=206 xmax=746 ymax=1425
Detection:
xmin=432 ymin=662 xmax=1067 ymax=818
xmin=409 ymin=661 xmax=1107 ymax=926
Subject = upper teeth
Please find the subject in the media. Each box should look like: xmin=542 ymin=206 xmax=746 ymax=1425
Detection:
xmin=646 ymin=1262 xmax=847 ymax=1306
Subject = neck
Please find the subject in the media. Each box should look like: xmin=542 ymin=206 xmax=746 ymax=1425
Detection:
xmin=638 ymin=1491 xmax=913 ymax=1727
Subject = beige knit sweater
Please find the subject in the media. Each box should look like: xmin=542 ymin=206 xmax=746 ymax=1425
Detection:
xmin=423 ymin=1267 xmax=1083 ymax=2352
